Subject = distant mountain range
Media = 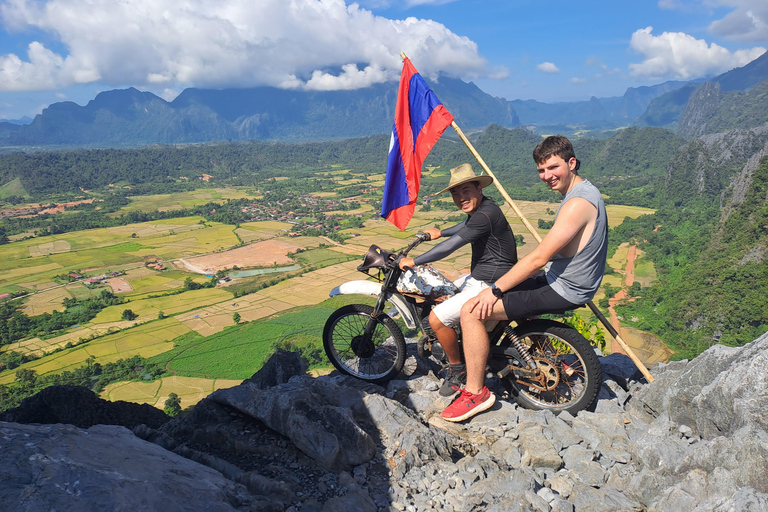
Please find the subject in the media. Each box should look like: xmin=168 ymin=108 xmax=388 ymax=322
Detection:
xmin=0 ymin=51 xmax=765 ymax=149
xmin=0 ymin=77 xmax=518 ymax=148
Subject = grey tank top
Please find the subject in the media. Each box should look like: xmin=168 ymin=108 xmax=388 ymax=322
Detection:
xmin=545 ymin=180 xmax=608 ymax=304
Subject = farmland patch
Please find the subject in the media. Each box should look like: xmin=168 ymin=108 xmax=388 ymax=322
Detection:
xmin=0 ymin=317 xmax=190 ymax=385
xmin=102 ymin=376 xmax=241 ymax=408
xmin=18 ymin=288 xmax=73 ymax=316
xmin=179 ymin=238 xmax=303 ymax=274
xmin=28 ymin=240 xmax=71 ymax=257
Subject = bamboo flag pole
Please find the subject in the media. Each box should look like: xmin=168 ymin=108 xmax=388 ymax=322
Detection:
xmin=399 ymin=52 xmax=654 ymax=382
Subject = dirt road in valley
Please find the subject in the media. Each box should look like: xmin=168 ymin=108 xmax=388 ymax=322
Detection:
xmin=607 ymin=245 xmax=674 ymax=365
xmin=608 ymin=245 xmax=637 ymax=337
xmin=608 ymin=245 xmax=637 ymax=342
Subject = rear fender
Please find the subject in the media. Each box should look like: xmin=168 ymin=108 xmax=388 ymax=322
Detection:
xmin=330 ymin=280 xmax=419 ymax=330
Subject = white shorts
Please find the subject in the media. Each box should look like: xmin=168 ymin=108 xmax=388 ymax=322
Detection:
xmin=432 ymin=274 xmax=489 ymax=328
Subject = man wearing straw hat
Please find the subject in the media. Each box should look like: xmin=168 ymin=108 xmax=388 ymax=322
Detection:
xmin=441 ymin=135 xmax=608 ymax=422
xmin=399 ymin=163 xmax=518 ymax=397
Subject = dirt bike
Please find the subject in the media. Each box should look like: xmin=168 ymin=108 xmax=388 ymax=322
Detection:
xmin=322 ymin=233 xmax=603 ymax=415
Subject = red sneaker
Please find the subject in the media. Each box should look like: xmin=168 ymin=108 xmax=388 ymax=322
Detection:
xmin=440 ymin=386 xmax=496 ymax=422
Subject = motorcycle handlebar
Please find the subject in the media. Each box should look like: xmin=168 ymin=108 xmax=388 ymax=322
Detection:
xmin=394 ymin=233 xmax=431 ymax=267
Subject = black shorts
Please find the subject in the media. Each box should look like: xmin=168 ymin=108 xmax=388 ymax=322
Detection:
xmin=500 ymin=275 xmax=582 ymax=320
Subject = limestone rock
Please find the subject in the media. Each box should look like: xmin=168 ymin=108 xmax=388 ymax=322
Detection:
xmin=0 ymin=422 xmax=258 ymax=512
xmin=211 ymin=375 xmax=376 ymax=470
xmin=0 ymin=384 xmax=169 ymax=429
xmin=5 ymin=335 xmax=768 ymax=512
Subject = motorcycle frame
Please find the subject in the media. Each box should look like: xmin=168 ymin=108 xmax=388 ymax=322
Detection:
xmin=329 ymin=280 xmax=424 ymax=331
xmin=330 ymin=275 xmax=532 ymax=371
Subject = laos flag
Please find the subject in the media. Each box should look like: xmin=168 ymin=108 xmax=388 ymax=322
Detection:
xmin=381 ymin=57 xmax=453 ymax=230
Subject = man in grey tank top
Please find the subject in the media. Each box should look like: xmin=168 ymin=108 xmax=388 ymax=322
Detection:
xmin=441 ymin=135 xmax=608 ymax=422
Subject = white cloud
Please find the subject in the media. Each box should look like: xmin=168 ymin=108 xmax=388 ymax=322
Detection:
xmin=657 ymin=1 xmax=768 ymax=43
xmin=709 ymin=2 xmax=768 ymax=42
xmin=536 ymin=62 xmax=560 ymax=74
xmin=569 ymin=77 xmax=587 ymax=84
xmin=487 ymin=65 xmax=509 ymax=80
xmin=158 ymin=88 xmax=181 ymax=102
xmin=0 ymin=42 xmax=64 ymax=91
xmin=305 ymin=63 xmax=390 ymax=90
xmin=0 ymin=0 xmax=487 ymax=92
xmin=628 ymin=26 xmax=765 ymax=80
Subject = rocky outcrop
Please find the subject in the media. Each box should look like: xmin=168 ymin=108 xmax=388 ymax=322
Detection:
xmin=0 ymin=384 xmax=169 ymax=429
xmin=677 ymin=81 xmax=723 ymax=140
xmin=0 ymin=422 xmax=259 ymax=511
xmin=2 ymin=335 xmax=768 ymax=511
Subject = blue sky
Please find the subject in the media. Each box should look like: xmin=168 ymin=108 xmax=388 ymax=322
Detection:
xmin=0 ymin=0 xmax=765 ymax=121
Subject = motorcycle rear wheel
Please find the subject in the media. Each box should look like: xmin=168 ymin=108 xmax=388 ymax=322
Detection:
xmin=323 ymin=304 xmax=406 ymax=383
xmin=494 ymin=319 xmax=602 ymax=415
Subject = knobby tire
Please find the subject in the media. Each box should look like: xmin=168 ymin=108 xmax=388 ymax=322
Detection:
xmin=495 ymin=319 xmax=602 ymax=415
xmin=323 ymin=304 xmax=406 ymax=383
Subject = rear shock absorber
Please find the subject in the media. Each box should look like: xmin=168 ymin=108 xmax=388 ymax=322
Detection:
xmin=503 ymin=326 xmax=538 ymax=370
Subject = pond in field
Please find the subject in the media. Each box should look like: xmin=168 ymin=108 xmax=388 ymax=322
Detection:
xmin=229 ymin=265 xmax=301 ymax=278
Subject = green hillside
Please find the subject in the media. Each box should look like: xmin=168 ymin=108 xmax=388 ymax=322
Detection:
xmin=615 ymin=156 xmax=768 ymax=358
xmin=0 ymin=178 xmax=29 ymax=200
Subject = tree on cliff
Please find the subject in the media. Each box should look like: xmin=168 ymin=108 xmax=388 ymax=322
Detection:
xmin=164 ymin=393 xmax=181 ymax=418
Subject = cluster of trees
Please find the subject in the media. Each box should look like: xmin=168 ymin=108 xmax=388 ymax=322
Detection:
xmin=0 ymin=350 xmax=34 ymax=373
xmin=1 ymin=125 xmax=682 ymax=212
xmin=0 ymin=355 xmax=166 ymax=412
xmin=0 ymin=135 xmax=392 ymax=197
xmin=419 ymin=125 xmax=682 ymax=208
xmin=0 ymin=290 xmax=123 ymax=346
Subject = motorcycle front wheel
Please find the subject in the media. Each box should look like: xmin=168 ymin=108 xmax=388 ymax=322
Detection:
xmin=322 ymin=304 xmax=406 ymax=383
xmin=494 ymin=319 xmax=602 ymax=415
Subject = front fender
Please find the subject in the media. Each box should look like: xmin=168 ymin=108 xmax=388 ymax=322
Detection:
xmin=329 ymin=280 xmax=419 ymax=330
xmin=330 ymin=280 xmax=383 ymax=298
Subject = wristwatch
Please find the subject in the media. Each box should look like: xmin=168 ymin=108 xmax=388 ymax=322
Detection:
xmin=490 ymin=283 xmax=504 ymax=298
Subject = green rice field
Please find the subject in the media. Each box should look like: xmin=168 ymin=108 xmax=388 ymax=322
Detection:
xmin=119 ymin=188 xmax=256 ymax=213
xmin=0 ymin=318 xmax=190 ymax=385
xmin=149 ymin=296 xmax=357 ymax=379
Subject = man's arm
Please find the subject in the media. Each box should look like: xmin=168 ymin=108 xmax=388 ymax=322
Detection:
xmin=439 ymin=222 xmax=465 ymax=237
xmin=467 ymin=197 xmax=596 ymax=319
xmin=399 ymin=222 xmax=467 ymax=270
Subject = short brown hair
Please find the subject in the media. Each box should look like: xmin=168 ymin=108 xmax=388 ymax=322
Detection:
xmin=533 ymin=135 xmax=580 ymax=172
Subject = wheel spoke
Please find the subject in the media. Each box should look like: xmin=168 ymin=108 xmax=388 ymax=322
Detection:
xmin=497 ymin=320 xmax=601 ymax=414
xmin=323 ymin=305 xmax=406 ymax=383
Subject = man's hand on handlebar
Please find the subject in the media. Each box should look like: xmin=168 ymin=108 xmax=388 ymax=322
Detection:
xmin=402 ymin=229 xmax=441 ymax=269
xmin=398 ymin=257 xmax=415 ymax=270
xmin=422 ymin=228 xmax=442 ymax=241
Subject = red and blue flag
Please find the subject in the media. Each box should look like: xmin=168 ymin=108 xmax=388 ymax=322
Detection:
xmin=381 ymin=57 xmax=453 ymax=230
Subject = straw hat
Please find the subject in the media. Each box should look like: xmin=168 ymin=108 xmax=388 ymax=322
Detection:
xmin=436 ymin=163 xmax=494 ymax=195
